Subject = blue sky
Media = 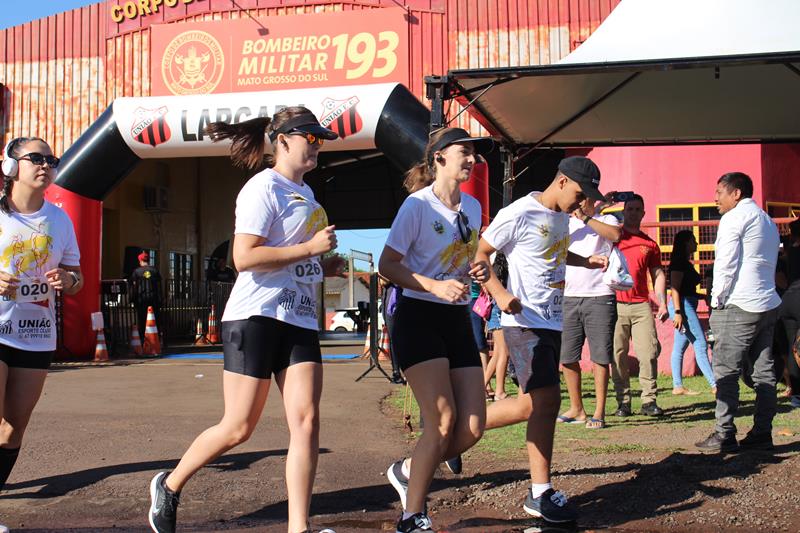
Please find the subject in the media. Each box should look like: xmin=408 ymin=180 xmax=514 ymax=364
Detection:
xmin=1 ymin=0 xmax=392 ymax=260
xmin=0 ymin=0 xmax=100 ymax=30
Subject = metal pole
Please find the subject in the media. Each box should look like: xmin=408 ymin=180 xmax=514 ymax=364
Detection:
xmin=502 ymin=145 xmax=514 ymax=207
xmin=348 ymin=252 xmax=355 ymax=308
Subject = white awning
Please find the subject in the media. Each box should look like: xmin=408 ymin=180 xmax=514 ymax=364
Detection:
xmin=449 ymin=0 xmax=800 ymax=148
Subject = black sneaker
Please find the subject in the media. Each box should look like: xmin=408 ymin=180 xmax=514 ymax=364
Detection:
xmin=614 ymin=404 xmax=632 ymax=417
xmin=523 ymin=487 xmax=577 ymax=522
xmin=739 ymin=431 xmax=774 ymax=450
xmin=640 ymin=402 xmax=664 ymax=416
xmin=396 ymin=512 xmax=433 ymax=532
xmin=443 ymin=455 xmax=462 ymax=474
xmin=695 ymin=432 xmax=739 ymax=453
xmin=387 ymin=459 xmax=409 ymax=510
xmin=149 ymin=471 xmax=180 ymax=533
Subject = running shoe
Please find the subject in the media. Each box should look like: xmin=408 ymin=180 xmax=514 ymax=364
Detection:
xmin=443 ymin=455 xmax=462 ymax=474
xmin=0 ymin=524 xmax=9 ymax=533
xmin=523 ymin=487 xmax=578 ymax=523
xmin=387 ymin=459 xmax=409 ymax=510
xmin=149 ymin=471 xmax=180 ymax=533
xmin=396 ymin=512 xmax=433 ymax=532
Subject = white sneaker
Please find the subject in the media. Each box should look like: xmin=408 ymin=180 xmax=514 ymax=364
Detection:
xmin=0 ymin=524 xmax=11 ymax=533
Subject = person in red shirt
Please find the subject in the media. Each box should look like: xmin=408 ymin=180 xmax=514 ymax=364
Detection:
xmin=612 ymin=194 xmax=668 ymax=417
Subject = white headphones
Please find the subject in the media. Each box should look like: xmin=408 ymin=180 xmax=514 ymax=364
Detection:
xmin=1 ymin=139 xmax=19 ymax=177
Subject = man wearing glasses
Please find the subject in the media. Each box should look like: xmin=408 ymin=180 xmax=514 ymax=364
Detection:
xmin=475 ymin=156 xmax=608 ymax=523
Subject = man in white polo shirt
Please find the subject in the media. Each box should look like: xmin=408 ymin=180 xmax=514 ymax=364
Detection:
xmin=696 ymin=172 xmax=781 ymax=453
xmin=558 ymin=196 xmax=621 ymax=429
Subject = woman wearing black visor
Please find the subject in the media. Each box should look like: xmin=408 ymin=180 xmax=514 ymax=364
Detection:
xmin=148 ymin=108 xmax=341 ymax=533
xmin=380 ymin=127 xmax=493 ymax=533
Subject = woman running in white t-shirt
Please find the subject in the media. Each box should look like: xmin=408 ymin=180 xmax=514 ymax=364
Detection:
xmin=380 ymin=127 xmax=492 ymax=533
xmin=0 ymin=137 xmax=83 ymax=497
xmin=148 ymin=109 xmax=341 ymax=533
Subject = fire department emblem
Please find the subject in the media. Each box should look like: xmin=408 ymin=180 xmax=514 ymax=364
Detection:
xmin=319 ymin=96 xmax=363 ymax=139
xmin=131 ymin=106 xmax=171 ymax=147
xmin=162 ymin=30 xmax=224 ymax=95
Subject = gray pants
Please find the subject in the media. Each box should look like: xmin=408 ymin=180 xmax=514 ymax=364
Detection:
xmin=710 ymin=305 xmax=779 ymax=438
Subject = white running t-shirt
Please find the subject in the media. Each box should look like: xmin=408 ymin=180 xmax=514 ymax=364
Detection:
xmin=221 ymin=168 xmax=329 ymax=331
xmin=482 ymin=192 xmax=570 ymax=330
xmin=0 ymin=201 xmax=80 ymax=351
xmin=384 ymin=185 xmax=481 ymax=305
xmin=565 ymin=214 xmax=619 ymax=297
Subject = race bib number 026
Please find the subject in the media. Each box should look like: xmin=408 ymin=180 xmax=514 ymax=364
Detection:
xmin=16 ymin=278 xmax=51 ymax=303
xmin=291 ymin=260 xmax=323 ymax=284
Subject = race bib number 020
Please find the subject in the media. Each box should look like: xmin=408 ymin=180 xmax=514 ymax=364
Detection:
xmin=291 ymin=260 xmax=323 ymax=284
xmin=16 ymin=278 xmax=51 ymax=303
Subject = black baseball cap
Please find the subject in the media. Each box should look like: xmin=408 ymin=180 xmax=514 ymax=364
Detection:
xmin=428 ymin=127 xmax=494 ymax=165
xmin=558 ymin=156 xmax=604 ymax=201
xmin=268 ymin=113 xmax=338 ymax=142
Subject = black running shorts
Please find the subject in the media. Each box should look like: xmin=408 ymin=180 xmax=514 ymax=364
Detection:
xmin=0 ymin=344 xmax=54 ymax=370
xmin=391 ymin=296 xmax=481 ymax=372
xmin=222 ymin=316 xmax=321 ymax=379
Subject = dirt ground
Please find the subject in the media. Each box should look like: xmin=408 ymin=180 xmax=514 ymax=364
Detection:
xmin=1 ymin=355 xmax=798 ymax=532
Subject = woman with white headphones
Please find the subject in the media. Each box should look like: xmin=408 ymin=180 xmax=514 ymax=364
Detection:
xmin=0 ymin=137 xmax=83 ymax=497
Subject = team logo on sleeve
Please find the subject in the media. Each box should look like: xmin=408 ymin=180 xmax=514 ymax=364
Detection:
xmin=320 ymin=96 xmax=362 ymax=139
xmin=131 ymin=106 xmax=172 ymax=147
xmin=0 ymin=320 xmax=12 ymax=335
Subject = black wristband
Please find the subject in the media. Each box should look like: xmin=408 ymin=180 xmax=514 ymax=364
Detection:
xmin=674 ymin=309 xmax=683 ymax=315
xmin=582 ymin=215 xmax=592 ymax=224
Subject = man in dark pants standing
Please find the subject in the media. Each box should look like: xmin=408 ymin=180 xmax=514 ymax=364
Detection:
xmin=697 ymin=172 xmax=781 ymax=452
xmin=779 ymin=219 xmax=800 ymax=408
xmin=130 ymin=251 xmax=162 ymax=340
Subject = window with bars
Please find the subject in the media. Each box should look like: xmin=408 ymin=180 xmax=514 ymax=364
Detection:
xmin=766 ymin=202 xmax=800 ymax=218
xmin=656 ymin=203 xmax=719 ymax=294
xmin=169 ymin=252 xmax=194 ymax=282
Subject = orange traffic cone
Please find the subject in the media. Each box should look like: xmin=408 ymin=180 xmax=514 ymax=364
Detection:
xmin=129 ymin=324 xmax=143 ymax=356
xmin=194 ymin=318 xmax=208 ymax=346
xmin=378 ymin=324 xmax=391 ymax=361
xmin=94 ymin=330 xmax=109 ymax=362
xmin=143 ymin=306 xmax=161 ymax=356
xmin=361 ymin=322 xmax=372 ymax=359
xmin=207 ymin=304 xmax=219 ymax=344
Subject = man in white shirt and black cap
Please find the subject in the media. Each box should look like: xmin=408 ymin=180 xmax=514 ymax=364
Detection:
xmin=475 ymin=155 xmax=608 ymax=523
xmin=696 ymin=172 xmax=781 ymax=453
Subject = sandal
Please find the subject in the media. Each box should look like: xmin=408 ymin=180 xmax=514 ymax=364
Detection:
xmin=557 ymin=414 xmax=586 ymax=424
xmin=585 ymin=417 xmax=606 ymax=429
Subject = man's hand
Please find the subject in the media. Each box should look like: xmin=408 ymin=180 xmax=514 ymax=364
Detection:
xmin=495 ymin=290 xmax=523 ymax=314
xmin=657 ymin=303 xmax=669 ymax=322
xmin=586 ymin=255 xmax=609 ymax=271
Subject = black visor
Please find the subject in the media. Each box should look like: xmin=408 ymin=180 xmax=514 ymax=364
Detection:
xmin=428 ymin=128 xmax=494 ymax=165
xmin=268 ymin=114 xmax=338 ymax=142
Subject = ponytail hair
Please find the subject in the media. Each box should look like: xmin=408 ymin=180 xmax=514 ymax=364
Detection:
xmin=403 ymin=127 xmax=460 ymax=193
xmin=1 ymin=136 xmax=47 ymax=214
xmin=205 ymin=106 xmax=320 ymax=170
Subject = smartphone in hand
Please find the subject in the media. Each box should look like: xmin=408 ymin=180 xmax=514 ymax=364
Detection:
xmin=611 ymin=191 xmax=636 ymax=203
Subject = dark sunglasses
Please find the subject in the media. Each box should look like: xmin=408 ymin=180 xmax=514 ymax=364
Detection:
xmin=456 ymin=210 xmax=472 ymax=244
xmin=17 ymin=152 xmax=60 ymax=168
xmin=288 ymin=130 xmax=324 ymax=146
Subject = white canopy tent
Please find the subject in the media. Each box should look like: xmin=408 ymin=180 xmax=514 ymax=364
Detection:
xmin=445 ymin=0 xmax=800 ymax=149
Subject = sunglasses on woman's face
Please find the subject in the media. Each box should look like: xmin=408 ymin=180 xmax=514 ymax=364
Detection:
xmin=288 ymin=130 xmax=324 ymax=146
xmin=17 ymin=152 xmax=60 ymax=169
xmin=456 ymin=210 xmax=472 ymax=244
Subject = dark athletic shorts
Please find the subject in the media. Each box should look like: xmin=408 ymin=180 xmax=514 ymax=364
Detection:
xmin=0 ymin=344 xmax=54 ymax=370
xmin=504 ymin=327 xmax=561 ymax=393
xmin=559 ymin=295 xmax=617 ymax=365
xmin=222 ymin=316 xmax=321 ymax=379
xmin=391 ymin=296 xmax=481 ymax=372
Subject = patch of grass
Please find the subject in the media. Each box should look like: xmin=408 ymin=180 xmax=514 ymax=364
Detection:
xmin=579 ymin=443 xmax=653 ymax=455
xmin=385 ymin=373 xmax=800 ymax=460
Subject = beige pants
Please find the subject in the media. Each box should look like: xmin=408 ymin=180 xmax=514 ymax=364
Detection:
xmin=612 ymin=302 xmax=661 ymax=406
